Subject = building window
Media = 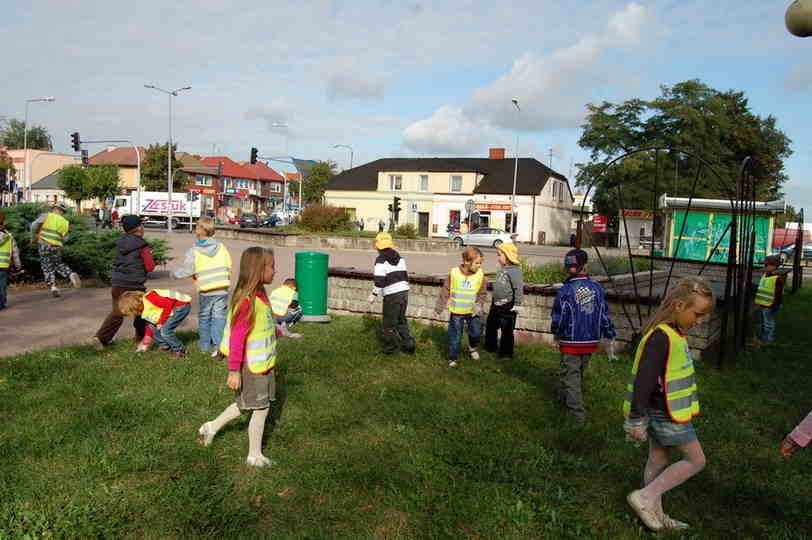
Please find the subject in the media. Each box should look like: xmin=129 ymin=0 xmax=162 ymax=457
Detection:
xmin=419 ymin=175 xmax=429 ymax=192
xmin=196 ymin=175 xmax=212 ymax=186
xmin=450 ymin=175 xmax=462 ymax=193
xmin=389 ymin=174 xmax=402 ymax=191
xmin=558 ymin=181 xmax=564 ymax=202
xmin=269 ymin=182 xmax=282 ymax=193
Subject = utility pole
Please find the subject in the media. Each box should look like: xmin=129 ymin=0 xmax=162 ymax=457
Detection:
xmin=548 ymin=148 xmax=553 ymax=168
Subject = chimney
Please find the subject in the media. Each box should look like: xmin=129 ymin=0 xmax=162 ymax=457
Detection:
xmin=489 ymin=147 xmax=506 ymax=159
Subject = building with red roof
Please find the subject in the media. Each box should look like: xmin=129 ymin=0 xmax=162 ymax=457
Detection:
xmin=200 ymin=156 xmax=285 ymax=218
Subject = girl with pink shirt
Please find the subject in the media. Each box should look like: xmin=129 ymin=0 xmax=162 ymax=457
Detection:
xmin=782 ymin=410 xmax=812 ymax=458
xmin=197 ymin=247 xmax=290 ymax=467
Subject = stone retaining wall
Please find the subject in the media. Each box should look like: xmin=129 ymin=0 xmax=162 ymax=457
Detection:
xmin=327 ymin=268 xmax=721 ymax=358
xmin=215 ymin=227 xmax=453 ymax=253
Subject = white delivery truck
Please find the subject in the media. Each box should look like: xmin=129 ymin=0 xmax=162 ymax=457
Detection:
xmin=113 ymin=191 xmax=202 ymax=229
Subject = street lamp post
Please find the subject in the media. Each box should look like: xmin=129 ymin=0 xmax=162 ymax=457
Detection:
xmin=510 ymin=98 xmax=520 ymax=234
xmin=144 ymin=84 xmax=191 ymax=231
xmin=23 ymin=96 xmax=55 ymax=202
xmin=333 ymin=144 xmax=353 ymax=169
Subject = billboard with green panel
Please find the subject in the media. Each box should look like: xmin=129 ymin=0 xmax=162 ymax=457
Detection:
xmin=670 ymin=211 xmax=770 ymax=264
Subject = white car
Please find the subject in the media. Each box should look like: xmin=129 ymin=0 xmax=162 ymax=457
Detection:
xmin=453 ymin=227 xmax=518 ymax=248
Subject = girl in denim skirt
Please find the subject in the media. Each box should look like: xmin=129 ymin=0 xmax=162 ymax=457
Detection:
xmin=622 ymin=277 xmax=715 ymax=532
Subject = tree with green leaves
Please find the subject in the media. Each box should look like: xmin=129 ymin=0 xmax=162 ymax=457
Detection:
xmin=87 ymin=164 xmax=121 ymax=202
xmin=577 ymin=80 xmax=793 ymax=217
xmin=302 ymin=161 xmax=337 ymax=204
xmin=141 ymin=143 xmax=184 ymax=191
xmin=0 ymin=119 xmax=53 ymax=150
xmin=58 ymin=165 xmax=90 ymax=207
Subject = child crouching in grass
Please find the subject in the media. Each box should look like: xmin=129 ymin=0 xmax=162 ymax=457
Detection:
xmin=118 ymin=289 xmax=192 ymax=356
xmin=623 ymin=277 xmax=715 ymax=532
xmin=434 ymin=246 xmax=487 ymax=367
xmin=197 ymin=247 xmax=296 ymax=468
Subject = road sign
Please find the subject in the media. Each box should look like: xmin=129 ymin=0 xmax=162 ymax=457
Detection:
xmin=593 ymin=215 xmax=608 ymax=232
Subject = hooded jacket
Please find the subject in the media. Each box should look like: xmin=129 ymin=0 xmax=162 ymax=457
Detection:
xmin=551 ymin=275 xmax=616 ymax=354
xmin=372 ymin=247 xmax=409 ymax=296
xmin=173 ymin=238 xmax=230 ymax=295
xmin=111 ymin=234 xmax=155 ymax=289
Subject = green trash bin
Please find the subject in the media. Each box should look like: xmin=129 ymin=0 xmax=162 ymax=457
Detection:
xmin=295 ymin=251 xmax=331 ymax=322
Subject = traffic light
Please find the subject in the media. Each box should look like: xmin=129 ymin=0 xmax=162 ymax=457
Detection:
xmin=70 ymin=132 xmax=81 ymax=152
xmin=81 ymin=150 xmax=89 ymax=166
xmin=393 ymin=196 xmax=402 ymax=217
xmin=250 ymin=147 xmax=258 ymax=165
xmin=387 ymin=203 xmax=393 ymax=213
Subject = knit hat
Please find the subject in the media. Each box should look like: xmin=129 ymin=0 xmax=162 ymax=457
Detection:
xmin=121 ymin=215 xmax=145 ymax=232
xmin=374 ymin=232 xmax=394 ymax=250
xmin=497 ymin=242 xmax=520 ymax=264
xmin=564 ymin=249 xmax=588 ymax=274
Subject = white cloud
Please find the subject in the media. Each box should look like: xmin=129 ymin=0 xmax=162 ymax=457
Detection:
xmin=402 ymin=106 xmax=488 ymax=154
xmin=244 ymin=98 xmax=294 ymax=132
xmin=402 ymin=2 xmax=651 ymax=153
xmin=320 ymin=57 xmax=386 ymax=103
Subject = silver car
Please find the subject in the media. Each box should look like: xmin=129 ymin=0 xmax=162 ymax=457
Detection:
xmin=453 ymin=227 xmax=517 ymax=248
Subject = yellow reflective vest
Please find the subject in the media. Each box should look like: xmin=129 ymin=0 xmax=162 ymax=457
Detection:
xmin=219 ymin=295 xmax=277 ymax=374
xmin=38 ymin=212 xmax=69 ymax=247
xmin=449 ymin=267 xmax=484 ymax=315
xmin=193 ymin=245 xmax=232 ymax=292
xmin=141 ymin=289 xmax=192 ymax=325
xmin=623 ymin=323 xmax=700 ymax=424
xmin=754 ymin=274 xmax=779 ymax=307
xmin=269 ymin=285 xmax=297 ymax=317
xmin=0 ymin=234 xmax=13 ymax=269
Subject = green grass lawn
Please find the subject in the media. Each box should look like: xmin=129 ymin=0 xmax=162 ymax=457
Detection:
xmin=2 ymin=291 xmax=811 ymax=539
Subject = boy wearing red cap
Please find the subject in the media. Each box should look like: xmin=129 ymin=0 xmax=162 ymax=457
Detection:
xmin=551 ymin=249 xmax=615 ymax=422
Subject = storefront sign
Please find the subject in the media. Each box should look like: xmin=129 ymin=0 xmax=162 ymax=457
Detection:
xmin=622 ymin=209 xmax=654 ymax=219
xmin=236 ymin=189 xmax=250 ymax=199
xmin=225 ymin=188 xmax=237 ymax=195
xmin=475 ymin=202 xmax=513 ymax=212
xmin=593 ymin=214 xmax=608 ymax=232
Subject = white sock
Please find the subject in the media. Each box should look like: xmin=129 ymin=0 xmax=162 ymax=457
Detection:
xmin=248 ymin=408 xmax=269 ymax=457
xmin=209 ymin=403 xmax=241 ymax=434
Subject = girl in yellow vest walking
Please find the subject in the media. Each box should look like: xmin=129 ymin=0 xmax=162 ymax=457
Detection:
xmin=0 ymin=211 xmax=22 ymax=310
xmin=434 ymin=247 xmax=488 ymax=367
xmin=622 ymin=277 xmax=715 ymax=532
xmin=753 ymin=255 xmax=785 ymax=346
xmin=197 ymin=247 xmax=290 ymax=468
xmin=29 ymin=202 xmax=81 ymax=297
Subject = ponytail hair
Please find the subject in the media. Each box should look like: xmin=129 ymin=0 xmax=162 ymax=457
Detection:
xmin=641 ymin=276 xmax=714 ymax=335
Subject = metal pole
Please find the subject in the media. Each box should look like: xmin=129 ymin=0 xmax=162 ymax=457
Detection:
xmin=23 ymin=101 xmax=28 ymax=202
xmin=134 ymin=145 xmax=141 ymax=214
xmin=511 ymin=99 xmax=520 ymax=234
xmin=167 ymin=93 xmax=173 ymax=232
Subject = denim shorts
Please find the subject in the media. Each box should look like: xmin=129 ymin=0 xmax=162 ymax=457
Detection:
xmin=647 ymin=408 xmax=697 ymax=447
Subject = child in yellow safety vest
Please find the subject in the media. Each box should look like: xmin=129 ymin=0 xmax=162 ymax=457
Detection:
xmin=118 ymin=289 xmax=192 ymax=356
xmin=197 ymin=247 xmax=298 ymax=468
xmin=0 ymin=211 xmax=22 ymax=310
xmin=434 ymin=246 xmax=488 ymax=367
xmin=269 ymin=278 xmax=303 ymax=337
xmin=753 ymin=255 xmax=785 ymax=345
xmin=622 ymin=277 xmax=715 ymax=532
xmin=172 ymin=217 xmax=232 ymax=355
xmin=29 ymin=202 xmax=81 ymax=297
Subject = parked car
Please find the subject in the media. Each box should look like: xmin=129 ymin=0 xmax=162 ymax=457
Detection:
xmin=775 ymin=242 xmax=812 ymax=263
xmin=237 ymin=213 xmax=259 ymax=228
xmin=227 ymin=215 xmax=240 ymax=225
xmin=259 ymin=215 xmax=280 ymax=228
xmin=452 ymin=227 xmax=518 ymax=248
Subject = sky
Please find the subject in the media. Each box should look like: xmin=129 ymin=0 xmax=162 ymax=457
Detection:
xmin=3 ymin=0 xmax=810 ymax=211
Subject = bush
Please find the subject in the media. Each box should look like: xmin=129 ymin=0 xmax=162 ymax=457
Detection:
xmin=394 ymin=224 xmax=418 ymax=239
xmin=298 ymin=204 xmax=352 ymax=232
xmin=520 ymin=260 xmax=567 ymax=285
xmin=1 ymin=203 xmax=171 ymax=284
xmin=519 ymin=255 xmax=654 ymax=285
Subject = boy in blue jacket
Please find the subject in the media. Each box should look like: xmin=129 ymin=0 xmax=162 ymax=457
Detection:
xmin=551 ymin=249 xmax=615 ymax=423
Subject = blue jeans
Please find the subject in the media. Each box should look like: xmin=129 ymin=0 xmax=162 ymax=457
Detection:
xmin=275 ymin=309 xmax=302 ymax=327
xmin=198 ymin=294 xmax=228 ymax=351
xmin=447 ymin=313 xmax=482 ymax=360
xmin=759 ymin=306 xmax=776 ymax=342
xmin=151 ymin=303 xmax=191 ymax=352
xmin=0 ymin=269 xmax=8 ymax=309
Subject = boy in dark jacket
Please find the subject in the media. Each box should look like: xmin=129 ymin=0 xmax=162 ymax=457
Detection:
xmin=93 ymin=215 xmax=155 ymax=349
xmin=551 ymin=249 xmax=615 ymax=422
xmin=368 ymin=232 xmax=415 ymax=355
